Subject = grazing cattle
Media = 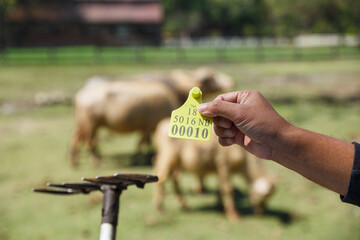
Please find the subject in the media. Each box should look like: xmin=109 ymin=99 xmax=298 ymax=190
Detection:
xmin=70 ymin=67 xmax=234 ymax=167
xmin=153 ymin=118 xmax=275 ymax=220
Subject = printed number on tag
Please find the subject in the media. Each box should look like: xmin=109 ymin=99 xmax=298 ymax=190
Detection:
xmin=168 ymin=87 xmax=212 ymax=141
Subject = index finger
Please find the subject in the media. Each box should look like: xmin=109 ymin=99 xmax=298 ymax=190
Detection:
xmin=214 ymin=91 xmax=240 ymax=103
xmin=215 ymin=91 xmax=252 ymax=105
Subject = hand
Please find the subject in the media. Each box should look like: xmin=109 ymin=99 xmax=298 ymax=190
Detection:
xmin=198 ymin=90 xmax=291 ymax=159
xmin=199 ymin=90 xmax=355 ymax=196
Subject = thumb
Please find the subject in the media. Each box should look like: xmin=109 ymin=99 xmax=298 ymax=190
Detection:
xmin=198 ymin=99 xmax=240 ymax=121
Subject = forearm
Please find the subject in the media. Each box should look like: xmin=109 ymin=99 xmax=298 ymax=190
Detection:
xmin=198 ymin=90 xmax=356 ymax=197
xmin=271 ymin=124 xmax=354 ymax=196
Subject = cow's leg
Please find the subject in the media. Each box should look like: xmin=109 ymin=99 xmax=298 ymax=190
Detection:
xmin=154 ymin=151 xmax=176 ymax=212
xmin=154 ymin=179 xmax=165 ymax=212
xmin=70 ymin=128 xmax=81 ymax=166
xmin=216 ymin=160 xmax=239 ymax=221
xmin=143 ymin=132 xmax=152 ymax=148
xmin=87 ymin=127 xmax=101 ymax=167
xmin=154 ymin=163 xmax=168 ymax=212
xmin=171 ymin=169 xmax=189 ymax=211
xmin=195 ymin=176 xmax=207 ymax=194
xmin=70 ymin=127 xmax=82 ymax=167
xmin=132 ymin=132 xmax=152 ymax=164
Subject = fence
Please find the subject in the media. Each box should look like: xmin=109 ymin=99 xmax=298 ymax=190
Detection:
xmin=164 ymin=34 xmax=359 ymax=48
xmin=0 ymin=43 xmax=359 ymax=65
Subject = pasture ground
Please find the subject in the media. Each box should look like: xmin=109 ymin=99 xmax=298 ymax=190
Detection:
xmin=1 ymin=59 xmax=360 ymax=240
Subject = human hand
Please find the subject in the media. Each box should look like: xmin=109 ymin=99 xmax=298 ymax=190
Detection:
xmin=198 ymin=90 xmax=291 ymax=159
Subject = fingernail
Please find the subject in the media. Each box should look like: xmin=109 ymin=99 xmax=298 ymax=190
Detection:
xmin=198 ymin=103 xmax=207 ymax=113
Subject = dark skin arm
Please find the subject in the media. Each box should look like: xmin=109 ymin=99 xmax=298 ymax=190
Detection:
xmin=198 ymin=90 xmax=354 ymax=196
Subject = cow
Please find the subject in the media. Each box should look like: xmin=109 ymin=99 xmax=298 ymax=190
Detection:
xmin=70 ymin=67 xmax=234 ymax=167
xmin=153 ymin=118 xmax=275 ymax=220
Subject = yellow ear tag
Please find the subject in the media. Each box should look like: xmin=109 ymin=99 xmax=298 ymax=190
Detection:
xmin=168 ymin=87 xmax=212 ymax=141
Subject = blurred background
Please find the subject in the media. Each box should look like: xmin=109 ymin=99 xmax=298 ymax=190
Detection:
xmin=0 ymin=0 xmax=360 ymax=239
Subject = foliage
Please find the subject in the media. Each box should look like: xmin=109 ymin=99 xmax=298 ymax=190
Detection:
xmin=163 ymin=0 xmax=360 ymax=37
xmin=2 ymin=0 xmax=359 ymax=42
xmin=0 ymin=0 xmax=16 ymax=50
xmin=0 ymin=0 xmax=16 ymax=11
xmin=267 ymin=0 xmax=360 ymax=36
xmin=163 ymin=0 xmax=270 ymax=37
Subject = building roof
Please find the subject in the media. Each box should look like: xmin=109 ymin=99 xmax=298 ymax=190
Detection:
xmin=6 ymin=1 xmax=163 ymax=24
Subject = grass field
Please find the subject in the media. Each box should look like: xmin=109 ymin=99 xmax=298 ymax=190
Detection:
xmin=1 ymin=60 xmax=360 ymax=240
xmin=1 ymin=45 xmax=359 ymax=65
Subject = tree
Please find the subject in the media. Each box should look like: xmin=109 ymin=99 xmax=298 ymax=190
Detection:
xmin=0 ymin=0 xmax=17 ymax=50
xmin=162 ymin=0 xmax=208 ymax=37
xmin=163 ymin=0 xmax=271 ymax=37
xmin=266 ymin=0 xmax=360 ymax=37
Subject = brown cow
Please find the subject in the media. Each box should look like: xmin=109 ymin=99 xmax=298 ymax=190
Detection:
xmin=153 ymin=118 xmax=275 ymax=220
xmin=70 ymin=67 xmax=234 ymax=167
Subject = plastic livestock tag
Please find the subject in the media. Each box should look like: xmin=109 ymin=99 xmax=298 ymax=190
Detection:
xmin=168 ymin=87 xmax=212 ymax=141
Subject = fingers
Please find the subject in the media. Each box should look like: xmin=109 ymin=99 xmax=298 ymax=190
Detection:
xmin=213 ymin=92 xmax=242 ymax=102
xmin=214 ymin=91 xmax=253 ymax=105
xmin=213 ymin=116 xmax=232 ymax=128
xmin=214 ymin=122 xmax=243 ymax=148
xmin=198 ymin=90 xmax=254 ymax=119
xmin=218 ymin=137 xmax=235 ymax=146
xmin=213 ymin=116 xmax=237 ymax=147
xmin=216 ymin=127 xmax=245 ymax=147
xmin=214 ymin=125 xmax=236 ymax=138
xmin=198 ymin=99 xmax=240 ymax=120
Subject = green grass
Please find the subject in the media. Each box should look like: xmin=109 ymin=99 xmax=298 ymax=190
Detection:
xmin=1 ymin=60 xmax=360 ymax=240
xmin=1 ymin=59 xmax=360 ymax=102
xmin=1 ymin=46 xmax=359 ymax=64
